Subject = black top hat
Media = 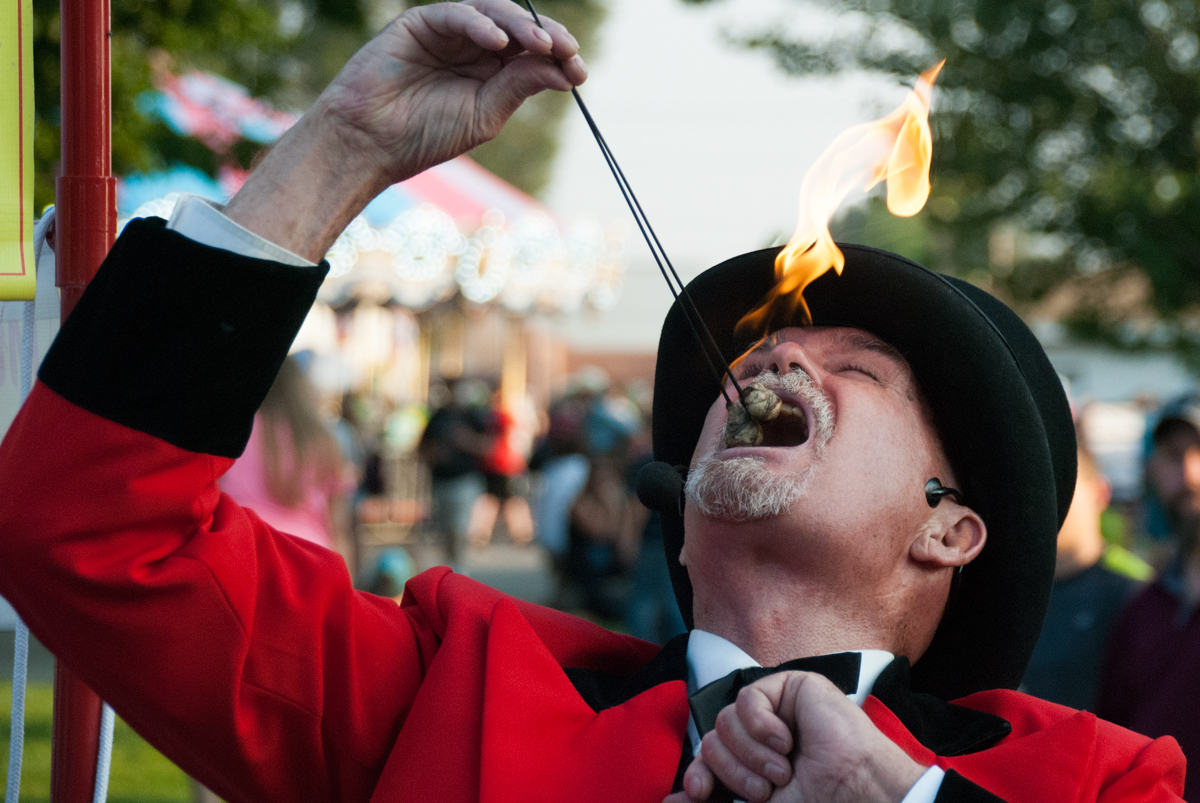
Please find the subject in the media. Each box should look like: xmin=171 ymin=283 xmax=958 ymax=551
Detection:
xmin=651 ymin=244 xmax=1076 ymax=701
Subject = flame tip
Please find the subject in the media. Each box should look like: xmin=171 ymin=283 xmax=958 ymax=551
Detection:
xmin=742 ymin=65 xmax=941 ymax=334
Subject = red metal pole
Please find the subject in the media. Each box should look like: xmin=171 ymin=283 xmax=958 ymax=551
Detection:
xmin=51 ymin=0 xmax=116 ymax=800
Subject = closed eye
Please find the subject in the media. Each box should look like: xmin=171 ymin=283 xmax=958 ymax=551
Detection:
xmin=837 ymin=364 xmax=879 ymax=380
xmin=734 ymin=359 xmax=767 ymax=381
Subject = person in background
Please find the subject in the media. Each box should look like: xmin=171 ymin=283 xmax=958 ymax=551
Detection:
xmin=331 ymin=392 xmax=368 ymax=495
xmin=1020 ymin=439 xmax=1146 ymax=710
xmin=365 ymin=547 xmax=418 ymax=601
xmin=1097 ymin=397 xmax=1200 ymax=802
xmin=625 ymin=426 xmax=687 ymax=645
xmin=562 ymin=389 xmax=642 ymax=620
xmin=221 ymin=356 xmax=351 ymax=561
xmin=417 ymin=378 xmax=491 ymax=565
xmin=528 ymin=370 xmax=606 ymax=559
xmin=468 ymin=389 xmax=536 ymax=548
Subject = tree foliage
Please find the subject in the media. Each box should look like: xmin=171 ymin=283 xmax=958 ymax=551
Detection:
xmin=34 ymin=0 xmax=603 ymax=211
xmin=33 ymin=0 xmax=378 ymax=211
xmin=688 ymin=0 xmax=1200 ymax=346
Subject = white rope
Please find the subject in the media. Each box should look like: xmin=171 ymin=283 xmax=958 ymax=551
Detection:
xmin=5 ymin=290 xmax=36 ymax=803
xmin=5 ymin=619 xmax=29 ymax=803
xmin=5 ymin=210 xmax=55 ymax=803
xmin=92 ymin=703 xmax=115 ymax=803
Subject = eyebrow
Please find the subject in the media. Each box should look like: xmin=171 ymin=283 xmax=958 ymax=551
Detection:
xmin=827 ymin=330 xmax=908 ymax=367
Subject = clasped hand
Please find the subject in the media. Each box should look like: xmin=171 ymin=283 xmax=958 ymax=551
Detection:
xmin=665 ymin=671 xmax=926 ymax=803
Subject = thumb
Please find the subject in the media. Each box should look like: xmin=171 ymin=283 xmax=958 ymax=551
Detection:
xmin=476 ymin=55 xmax=574 ymax=134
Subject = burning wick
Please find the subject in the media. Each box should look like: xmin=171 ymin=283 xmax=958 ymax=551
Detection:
xmin=724 ymin=384 xmax=783 ymax=447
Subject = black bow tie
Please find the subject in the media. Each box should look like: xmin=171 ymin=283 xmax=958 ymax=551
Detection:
xmin=688 ymin=652 xmax=862 ymax=737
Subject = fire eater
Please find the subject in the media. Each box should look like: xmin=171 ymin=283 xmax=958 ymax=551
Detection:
xmin=0 ymin=1 xmax=1184 ymax=801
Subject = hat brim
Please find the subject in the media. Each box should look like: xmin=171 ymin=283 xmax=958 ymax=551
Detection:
xmin=652 ymin=244 xmax=1075 ymax=700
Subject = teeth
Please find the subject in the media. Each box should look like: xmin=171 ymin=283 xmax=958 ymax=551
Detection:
xmin=779 ymin=403 xmax=804 ymax=418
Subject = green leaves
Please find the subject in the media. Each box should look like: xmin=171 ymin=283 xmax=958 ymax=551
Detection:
xmin=33 ymin=0 xmax=373 ymax=211
xmin=715 ymin=0 xmax=1200 ymax=345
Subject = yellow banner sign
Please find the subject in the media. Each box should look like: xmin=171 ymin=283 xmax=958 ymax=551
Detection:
xmin=0 ymin=0 xmax=33 ymax=300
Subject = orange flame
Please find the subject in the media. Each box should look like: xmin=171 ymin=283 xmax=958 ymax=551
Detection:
xmin=738 ymin=61 xmax=944 ymax=336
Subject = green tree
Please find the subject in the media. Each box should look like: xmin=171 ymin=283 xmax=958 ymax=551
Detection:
xmin=688 ymin=0 xmax=1200 ymax=349
xmin=34 ymin=0 xmax=604 ymax=212
xmin=33 ymin=0 xmax=375 ymax=211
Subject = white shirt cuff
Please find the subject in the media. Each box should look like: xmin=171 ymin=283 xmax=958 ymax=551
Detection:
xmin=900 ymin=765 xmax=945 ymax=803
xmin=165 ymin=194 xmax=317 ymax=267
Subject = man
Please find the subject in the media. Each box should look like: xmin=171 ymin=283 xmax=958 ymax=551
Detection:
xmin=1098 ymin=400 xmax=1200 ymax=801
xmin=418 ymin=378 xmax=491 ymax=563
xmin=0 ymin=2 xmax=1184 ymax=802
xmin=1020 ymin=443 xmax=1145 ymax=711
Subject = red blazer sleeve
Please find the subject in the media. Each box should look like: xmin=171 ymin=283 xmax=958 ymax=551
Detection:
xmin=0 ymin=219 xmax=439 ymax=803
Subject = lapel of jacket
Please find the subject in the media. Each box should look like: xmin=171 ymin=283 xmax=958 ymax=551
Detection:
xmin=478 ymin=600 xmax=689 ymax=803
xmin=564 ymin=633 xmax=694 ymax=793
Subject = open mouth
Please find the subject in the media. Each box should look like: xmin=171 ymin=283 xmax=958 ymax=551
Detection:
xmin=759 ymin=401 xmax=809 ymax=447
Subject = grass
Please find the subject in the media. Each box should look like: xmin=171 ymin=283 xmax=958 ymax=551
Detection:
xmin=1 ymin=682 xmax=192 ymax=803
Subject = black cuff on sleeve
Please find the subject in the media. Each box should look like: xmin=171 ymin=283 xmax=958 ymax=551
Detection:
xmin=934 ymin=770 xmax=1009 ymax=803
xmin=39 ymin=216 xmax=329 ymax=458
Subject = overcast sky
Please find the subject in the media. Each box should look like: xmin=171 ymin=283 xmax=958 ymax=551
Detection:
xmin=546 ymin=0 xmax=907 ymax=353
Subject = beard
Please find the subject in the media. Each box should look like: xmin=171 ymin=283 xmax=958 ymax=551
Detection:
xmin=684 ymin=369 xmax=835 ymax=522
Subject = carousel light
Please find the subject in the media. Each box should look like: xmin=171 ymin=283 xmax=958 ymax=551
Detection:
xmin=389 ymin=205 xmax=464 ymax=283
xmin=115 ymin=192 xmax=624 ymax=315
xmin=324 ymin=228 xmax=360 ymax=278
xmin=456 ymin=214 xmax=513 ymax=304
xmin=499 ymin=212 xmax=560 ymax=313
xmin=344 ymin=216 xmax=380 ymax=253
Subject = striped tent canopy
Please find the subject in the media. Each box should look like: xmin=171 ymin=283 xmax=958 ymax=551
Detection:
xmin=120 ymin=70 xmax=623 ymax=315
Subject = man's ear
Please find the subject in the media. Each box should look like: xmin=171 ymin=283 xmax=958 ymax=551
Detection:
xmin=910 ymin=503 xmax=987 ymax=568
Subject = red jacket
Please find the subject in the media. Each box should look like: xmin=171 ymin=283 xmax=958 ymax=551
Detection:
xmin=0 ymin=220 xmax=1185 ymax=803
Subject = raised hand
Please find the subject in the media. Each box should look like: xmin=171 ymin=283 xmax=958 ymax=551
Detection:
xmin=225 ymin=0 xmax=585 ymax=262
xmin=665 ymin=671 xmax=926 ymax=803
xmin=319 ymin=0 xmax=586 ymax=184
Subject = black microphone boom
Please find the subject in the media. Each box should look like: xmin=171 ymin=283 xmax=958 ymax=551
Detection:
xmin=636 ymin=462 xmax=687 ymax=517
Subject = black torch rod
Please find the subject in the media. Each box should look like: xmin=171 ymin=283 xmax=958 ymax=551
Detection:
xmin=523 ymin=0 xmax=747 ymax=409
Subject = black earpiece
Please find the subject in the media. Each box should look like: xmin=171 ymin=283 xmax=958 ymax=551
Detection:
xmin=925 ymin=477 xmax=964 ymax=508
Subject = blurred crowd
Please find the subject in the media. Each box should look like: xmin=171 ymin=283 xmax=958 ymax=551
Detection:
xmin=414 ymin=366 xmax=685 ymax=644
xmin=1017 ymin=398 xmax=1200 ymax=802
xmin=223 ymin=356 xmax=685 ymax=646
xmin=222 ymin=353 xmax=1200 ymax=799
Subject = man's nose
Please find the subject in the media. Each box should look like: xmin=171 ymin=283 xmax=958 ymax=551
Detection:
xmin=758 ymin=340 xmax=821 ymax=380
